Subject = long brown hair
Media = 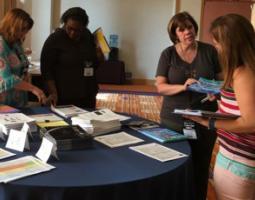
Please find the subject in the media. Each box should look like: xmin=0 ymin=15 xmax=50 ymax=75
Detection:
xmin=210 ymin=14 xmax=255 ymax=88
xmin=0 ymin=8 xmax=33 ymax=44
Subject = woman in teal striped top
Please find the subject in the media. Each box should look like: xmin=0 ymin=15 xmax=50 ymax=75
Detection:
xmin=0 ymin=8 xmax=46 ymax=107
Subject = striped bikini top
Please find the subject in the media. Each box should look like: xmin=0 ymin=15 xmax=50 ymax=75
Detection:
xmin=218 ymin=88 xmax=255 ymax=160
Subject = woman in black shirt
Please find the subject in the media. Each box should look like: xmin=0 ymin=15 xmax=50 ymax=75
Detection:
xmin=41 ymin=7 xmax=98 ymax=109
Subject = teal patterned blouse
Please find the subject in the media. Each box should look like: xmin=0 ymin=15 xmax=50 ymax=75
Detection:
xmin=0 ymin=35 xmax=29 ymax=107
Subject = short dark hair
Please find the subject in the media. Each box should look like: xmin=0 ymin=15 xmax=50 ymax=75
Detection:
xmin=167 ymin=11 xmax=198 ymax=44
xmin=60 ymin=7 xmax=89 ymax=27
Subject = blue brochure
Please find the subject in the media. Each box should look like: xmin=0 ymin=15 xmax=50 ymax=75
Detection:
xmin=188 ymin=77 xmax=223 ymax=94
xmin=137 ymin=127 xmax=187 ymax=143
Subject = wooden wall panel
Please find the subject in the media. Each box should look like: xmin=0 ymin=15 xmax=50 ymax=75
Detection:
xmin=201 ymin=0 xmax=253 ymax=44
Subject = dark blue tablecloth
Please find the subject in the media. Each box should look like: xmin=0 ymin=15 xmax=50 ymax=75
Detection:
xmin=0 ymin=107 xmax=195 ymax=200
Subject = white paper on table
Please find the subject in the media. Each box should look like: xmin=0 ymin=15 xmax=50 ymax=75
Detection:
xmin=129 ymin=143 xmax=187 ymax=162
xmin=45 ymin=134 xmax=58 ymax=160
xmin=0 ymin=131 xmax=5 ymax=140
xmin=5 ymin=129 xmax=29 ymax=152
xmin=36 ymin=136 xmax=58 ymax=162
xmin=0 ymin=148 xmax=15 ymax=160
xmin=21 ymin=122 xmax=32 ymax=138
xmin=0 ymin=156 xmax=55 ymax=183
xmin=94 ymin=131 xmax=143 ymax=148
xmin=29 ymin=113 xmax=63 ymax=123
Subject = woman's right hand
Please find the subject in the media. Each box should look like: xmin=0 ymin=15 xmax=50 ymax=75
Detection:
xmin=183 ymin=78 xmax=198 ymax=91
xmin=47 ymin=93 xmax=58 ymax=107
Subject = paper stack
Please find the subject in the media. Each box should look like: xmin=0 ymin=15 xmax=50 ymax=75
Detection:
xmin=72 ymin=118 xmax=121 ymax=136
xmin=71 ymin=109 xmax=130 ymax=136
xmin=51 ymin=105 xmax=88 ymax=118
xmin=0 ymin=113 xmax=37 ymax=135
xmin=28 ymin=113 xmax=68 ymax=128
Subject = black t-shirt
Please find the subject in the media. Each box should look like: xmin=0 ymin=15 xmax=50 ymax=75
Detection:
xmin=40 ymin=28 xmax=98 ymax=106
xmin=156 ymin=41 xmax=221 ymax=126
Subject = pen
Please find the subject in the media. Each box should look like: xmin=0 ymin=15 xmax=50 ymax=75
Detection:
xmin=200 ymin=96 xmax=210 ymax=103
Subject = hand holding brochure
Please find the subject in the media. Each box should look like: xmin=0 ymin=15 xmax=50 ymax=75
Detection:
xmin=188 ymin=77 xmax=222 ymax=94
xmin=173 ymin=109 xmax=239 ymax=119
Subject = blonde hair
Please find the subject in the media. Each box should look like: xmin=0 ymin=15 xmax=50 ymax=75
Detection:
xmin=210 ymin=14 xmax=255 ymax=88
xmin=0 ymin=8 xmax=33 ymax=44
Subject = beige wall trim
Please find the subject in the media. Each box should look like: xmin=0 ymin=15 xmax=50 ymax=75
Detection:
xmin=175 ymin=0 xmax=181 ymax=13
xmin=0 ymin=0 xmax=16 ymax=19
xmin=51 ymin=0 xmax=61 ymax=31
xmin=199 ymin=0 xmax=205 ymax=40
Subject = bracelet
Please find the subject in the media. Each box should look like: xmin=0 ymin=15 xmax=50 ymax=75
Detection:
xmin=208 ymin=118 xmax=216 ymax=131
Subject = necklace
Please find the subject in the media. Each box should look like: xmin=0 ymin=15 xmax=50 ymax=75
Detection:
xmin=178 ymin=41 xmax=197 ymax=64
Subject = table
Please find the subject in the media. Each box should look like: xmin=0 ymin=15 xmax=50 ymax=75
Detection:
xmin=0 ymin=107 xmax=194 ymax=200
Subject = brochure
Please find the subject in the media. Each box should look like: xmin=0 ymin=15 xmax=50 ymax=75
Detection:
xmin=137 ymin=127 xmax=187 ymax=143
xmin=173 ymin=109 xmax=239 ymax=119
xmin=51 ymin=105 xmax=88 ymax=118
xmin=94 ymin=131 xmax=143 ymax=148
xmin=0 ymin=105 xmax=19 ymax=113
xmin=0 ymin=148 xmax=15 ymax=160
xmin=0 ymin=156 xmax=55 ymax=183
xmin=188 ymin=77 xmax=222 ymax=94
xmin=129 ymin=143 xmax=187 ymax=162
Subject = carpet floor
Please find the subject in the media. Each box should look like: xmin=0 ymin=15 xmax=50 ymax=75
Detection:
xmin=96 ymin=92 xmax=162 ymax=122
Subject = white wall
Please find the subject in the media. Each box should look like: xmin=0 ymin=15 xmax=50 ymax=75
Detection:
xmin=60 ymin=0 xmax=175 ymax=80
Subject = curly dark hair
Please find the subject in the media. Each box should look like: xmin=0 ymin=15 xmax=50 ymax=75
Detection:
xmin=60 ymin=7 xmax=89 ymax=27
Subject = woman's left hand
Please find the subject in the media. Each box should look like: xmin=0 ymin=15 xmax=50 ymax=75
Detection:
xmin=183 ymin=115 xmax=209 ymax=127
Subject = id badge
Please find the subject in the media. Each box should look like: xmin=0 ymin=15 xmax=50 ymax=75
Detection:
xmin=183 ymin=121 xmax=197 ymax=139
xmin=84 ymin=67 xmax=93 ymax=77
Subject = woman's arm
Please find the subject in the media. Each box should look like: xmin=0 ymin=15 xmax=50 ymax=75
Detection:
xmin=155 ymin=76 xmax=197 ymax=96
xmin=186 ymin=66 xmax=255 ymax=134
xmin=14 ymin=80 xmax=47 ymax=104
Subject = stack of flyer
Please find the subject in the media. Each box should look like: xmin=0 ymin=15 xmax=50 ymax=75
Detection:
xmin=71 ymin=109 xmax=130 ymax=136
xmin=0 ymin=113 xmax=37 ymax=136
xmin=51 ymin=105 xmax=88 ymax=118
xmin=28 ymin=113 xmax=68 ymax=128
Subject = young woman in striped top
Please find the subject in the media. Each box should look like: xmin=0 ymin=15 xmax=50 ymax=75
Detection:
xmin=185 ymin=14 xmax=255 ymax=200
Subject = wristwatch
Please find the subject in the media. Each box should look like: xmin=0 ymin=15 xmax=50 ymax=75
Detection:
xmin=208 ymin=118 xmax=216 ymax=131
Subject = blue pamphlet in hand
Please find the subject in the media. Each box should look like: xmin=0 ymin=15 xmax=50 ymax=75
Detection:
xmin=188 ymin=77 xmax=222 ymax=94
xmin=137 ymin=127 xmax=187 ymax=143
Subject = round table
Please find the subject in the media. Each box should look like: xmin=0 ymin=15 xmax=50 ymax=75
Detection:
xmin=0 ymin=107 xmax=194 ymax=200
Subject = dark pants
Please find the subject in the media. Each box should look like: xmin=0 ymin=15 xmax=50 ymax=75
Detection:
xmin=161 ymin=117 xmax=217 ymax=200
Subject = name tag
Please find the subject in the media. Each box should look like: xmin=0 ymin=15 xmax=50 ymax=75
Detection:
xmin=84 ymin=67 xmax=93 ymax=77
xmin=183 ymin=121 xmax=197 ymax=139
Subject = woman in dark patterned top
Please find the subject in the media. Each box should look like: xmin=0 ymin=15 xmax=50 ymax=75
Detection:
xmin=41 ymin=7 xmax=98 ymax=109
xmin=155 ymin=12 xmax=222 ymax=200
